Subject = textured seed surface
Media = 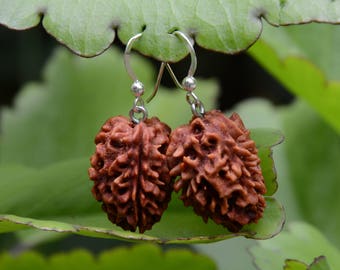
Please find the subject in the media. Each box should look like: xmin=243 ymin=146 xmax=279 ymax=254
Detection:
xmin=167 ymin=110 xmax=266 ymax=232
xmin=89 ymin=116 xmax=172 ymax=233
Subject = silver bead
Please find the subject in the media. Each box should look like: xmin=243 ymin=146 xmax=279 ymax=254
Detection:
xmin=131 ymin=80 xmax=144 ymax=96
xmin=182 ymin=76 xmax=196 ymax=92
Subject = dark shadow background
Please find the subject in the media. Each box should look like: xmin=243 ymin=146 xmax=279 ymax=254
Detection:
xmin=0 ymin=25 xmax=293 ymax=110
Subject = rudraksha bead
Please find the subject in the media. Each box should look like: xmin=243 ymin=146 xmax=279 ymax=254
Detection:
xmin=167 ymin=110 xmax=266 ymax=232
xmin=89 ymin=116 xmax=172 ymax=233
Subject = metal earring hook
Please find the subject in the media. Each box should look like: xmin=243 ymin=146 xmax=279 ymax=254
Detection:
xmin=172 ymin=30 xmax=197 ymax=77
xmin=147 ymin=31 xmax=197 ymax=103
xmin=124 ymin=33 xmax=166 ymax=104
xmin=124 ymin=32 xmax=143 ymax=82
xmin=146 ymin=62 xmax=166 ymax=103
xmin=165 ymin=31 xmax=197 ymax=91
xmin=163 ymin=30 xmax=205 ymax=117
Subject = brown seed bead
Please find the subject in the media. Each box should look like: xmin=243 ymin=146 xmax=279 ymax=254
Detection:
xmin=166 ymin=110 xmax=266 ymax=232
xmin=88 ymin=116 xmax=172 ymax=233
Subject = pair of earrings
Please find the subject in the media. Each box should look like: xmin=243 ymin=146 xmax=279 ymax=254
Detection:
xmin=88 ymin=31 xmax=267 ymax=233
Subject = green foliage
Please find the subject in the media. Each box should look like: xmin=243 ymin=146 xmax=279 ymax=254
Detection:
xmin=284 ymin=260 xmax=310 ymax=270
xmin=2 ymin=2 xmax=340 ymax=268
xmin=250 ymin=222 xmax=339 ymax=270
xmin=0 ymin=48 xmax=283 ymax=244
xmin=0 ymin=244 xmax=216 ymax=270
xmin=283 ymin=257 xmax=330 ymax=270
xmin=237 ymin=99 xmax=340 ymax=247
xmin=0 ymin=159 xmax=283 ymax=243
xmin=213 ymin=98 xmax=340 ymax=270
xmin=281 ymin=102 xmax=340 ymax=245
xmin=236 ymin=98 xmax=340 ymax=243
xmin=308 ymin=257 xmax=331 ymax=270
xmin=1 ymin=1 xmax=340 ymax=59
xmin=249 ymin=23 xmax=340 ymax=133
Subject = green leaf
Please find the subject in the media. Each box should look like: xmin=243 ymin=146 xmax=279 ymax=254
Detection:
xmin=284 ymin=259 xmax=308 ymax=270
xmin=250 ymin=222 xmax=340 ymax=270
xmin=0 ymin=252 xmax=47 ymax=270
xmin=0 ymin=47 xmax=217 ymax=167
xmin=251 ymin=129 xmax=284 ymax=196
xmin=2 ymin=1 xmax=340 ymax=59
xmin=48 ymin=250 xmax=96 ymax=270
xmin=249 ymin=23 xmax=340 ymax=134
xmin=0 ymin=157 xmax=283 ymax=243
xmin=309 ymin=257 xmax=331 ymax=270
xmin=281 ymin=101 xmax=340 ymax=246
xmin=230 ymin=98 xmax=340 ymax=268
xmin=250 ymin=128 xmax=284 ymax=149
xmin=235 ymin=98 xmax=340 ymax=244
xmin=236 ymin=100 xmax=334 ymax=246
xmin=0 ymin=244 xmax=216 ymax=270
xmin=98 ymin=244 xmax=216 ymax=270
xmin=283 ymin=257 xmax=331 ymax=270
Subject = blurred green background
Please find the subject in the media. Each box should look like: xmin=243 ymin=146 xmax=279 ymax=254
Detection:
xmin=1 ymin=21 xmax=340 ymax=270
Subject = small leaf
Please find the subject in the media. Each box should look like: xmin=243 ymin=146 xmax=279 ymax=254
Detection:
xmin=309 ymin=256 xmax=331 ymax=270
xmin=284 ymin=259 xmax=308 ymax=270
xmin=258 ymin=147 xmax=278 ymax=196
xmin=250 ymin=128 xmax=284 ymax=149
xmin=251 ymin=128 xmax=284 ymax=196
xmin=283 ymin=256 xmax=331 ymax=270
xmin=0 ymin=244 xmax=217 ymax=270
xmin=2 ymin=1 xmax=340 ymax=59
xmin=250 ymin=222 xmax=340 ymax=270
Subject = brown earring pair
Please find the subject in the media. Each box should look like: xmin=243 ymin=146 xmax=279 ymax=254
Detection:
xmin=88 ymin=31 xmax=266 ymax=234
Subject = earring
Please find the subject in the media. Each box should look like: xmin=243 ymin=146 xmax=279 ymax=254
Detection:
xmin=88 ymin=33 xmax=172 ymax=233
xmin=166 ymin=31 xmax=267 ymax=232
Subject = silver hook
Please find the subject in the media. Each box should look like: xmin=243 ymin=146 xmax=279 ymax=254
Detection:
xmin=146 ymin=31 xmax=198 ymax=102
xmin=166 ymin=31 xmax=197 ymax=91
xmin=165 ymin=31 xmax=197 ymax=91
xmin=124 ymin=33 xmax=166 ymax=105
xmin=165 ymin=31 xmax=205 ymax=117
xmin=124 ymin=32 xmax=143 ymax=82
xmin=124 ymin=33 xmax=147 ymax=123
xmin=173 ymin=30 xmax=197 ymax=77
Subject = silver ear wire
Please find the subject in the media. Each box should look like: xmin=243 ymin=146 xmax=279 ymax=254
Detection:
xmin=124 ymin=33 xmax=166 ymax=123
xmin=124 ymin=33 xmax=143 ymax=83
xmin=165 ymin=31 xmax=205 ymax=117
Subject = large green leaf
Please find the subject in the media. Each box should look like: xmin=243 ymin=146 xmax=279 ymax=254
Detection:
xmin=0 ymin=156 xmax=283 ymax=243
xmin=0 ymin=244 xmax=216 ymax=270
xmin=249 ymin=23 xmax=340 ymax=134
xmin=1 ymin=1 xmax=340 ymax=59
xmin=250 ymin=222 xmax=340 ymax=270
